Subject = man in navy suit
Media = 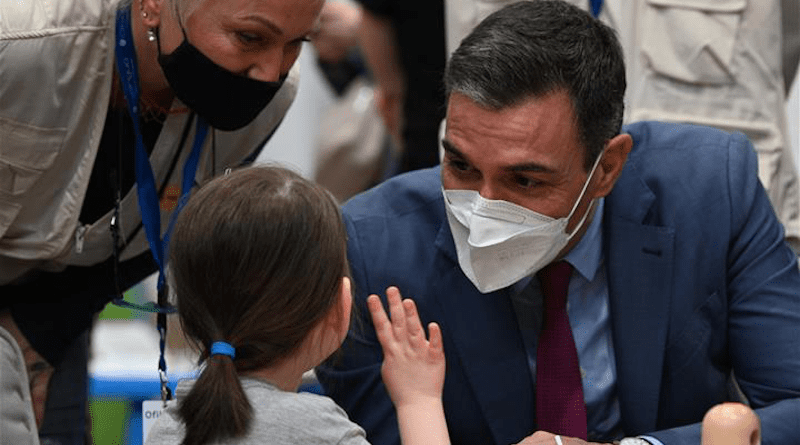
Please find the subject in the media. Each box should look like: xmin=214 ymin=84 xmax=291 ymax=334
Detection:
xmin=316 ymin=2 xmax=800 ymax=444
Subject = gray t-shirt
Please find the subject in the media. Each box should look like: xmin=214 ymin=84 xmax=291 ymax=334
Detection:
xmin=145 ymin=377 xmax=369 ymax=445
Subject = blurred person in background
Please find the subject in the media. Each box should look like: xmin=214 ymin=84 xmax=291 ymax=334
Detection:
xmin=310 ymin=0 xmax=403 ymax=201
xmin=312 ymin=0 xmax=366 ymax=95
xmin=356 ymin=0 xmax=447 ymax=173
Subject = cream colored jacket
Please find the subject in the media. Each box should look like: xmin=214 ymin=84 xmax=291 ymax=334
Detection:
xmin=0 ymin=0 xmax=298 ymax=284
xmin=445 ymin=0 xmax=800 ymax=245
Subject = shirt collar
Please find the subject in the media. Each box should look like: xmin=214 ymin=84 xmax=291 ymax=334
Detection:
xmin=563 ymin=197 xmax=604 ymax=282
xmin=511 ymin=198 xmax=604 ymax=294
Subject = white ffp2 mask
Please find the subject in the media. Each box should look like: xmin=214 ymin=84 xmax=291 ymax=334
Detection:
xmin=443 ymin=154 xmax=602 ymax=293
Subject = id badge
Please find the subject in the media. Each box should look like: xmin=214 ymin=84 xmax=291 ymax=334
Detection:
xmin=142 ymin=400 xmax=167 ymax=443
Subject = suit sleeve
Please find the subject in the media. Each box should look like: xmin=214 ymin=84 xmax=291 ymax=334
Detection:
xmin=649 ymin=133 xmax=800 ymax=445
xmin=315 ymin=213 xmax=402 ymax=445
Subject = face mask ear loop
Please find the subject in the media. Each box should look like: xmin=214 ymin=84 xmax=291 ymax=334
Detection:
xmin=565 ymin=150 xmax=604 ymax=239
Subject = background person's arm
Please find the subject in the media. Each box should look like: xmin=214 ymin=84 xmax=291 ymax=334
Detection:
xmin=0 ymin=310 xmax=52 ymax=428
xmin=357 ymin=8 xmax=405 ymax=145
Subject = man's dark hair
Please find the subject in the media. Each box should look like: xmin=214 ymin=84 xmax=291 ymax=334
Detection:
xmin=445 ymin=0 xmax=626 ymax=170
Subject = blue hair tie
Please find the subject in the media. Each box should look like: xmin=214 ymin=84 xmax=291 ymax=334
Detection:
xmin=210 ymin=341 xmax=235 ymax=359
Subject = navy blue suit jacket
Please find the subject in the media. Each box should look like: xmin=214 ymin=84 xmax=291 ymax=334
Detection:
xmin=316 ymin=122 xmax=800 ymax=445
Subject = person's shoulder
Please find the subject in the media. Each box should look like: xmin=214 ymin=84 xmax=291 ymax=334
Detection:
xmin=293 ymin=392 xmax=368 ymax=443
xmin=243 ymin=379 xmax=346 ymax=418
xmin=245 ymin=384 xmax=367 ymax=443
xmin=1 ymin=0 xmax=115 ymax=36
xmin=622 ymin=121 xmax=754 ymax=179
xmin=342 ymin=166 xmax=444 ymax=221
xmin=624 ymin=120 xmax=747 ymax=149
xmin=624 ymin=121 xmax=750 ymax=159
xmin=609 ymin=121 xmax=758 ymax=222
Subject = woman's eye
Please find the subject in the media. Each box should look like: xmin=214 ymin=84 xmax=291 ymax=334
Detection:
xmin=236 ymin=32 xmax=263 ymax=44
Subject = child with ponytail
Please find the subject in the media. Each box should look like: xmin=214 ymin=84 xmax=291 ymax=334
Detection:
xmin=145 ymin=165 xmax=449 ymax=445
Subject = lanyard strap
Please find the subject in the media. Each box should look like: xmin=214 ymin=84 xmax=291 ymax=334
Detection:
xmin=115 ymin=7 xmax=208 ymax=402
xmin=590 ymin=0 xmax=603 ymax=17
xmin=115 ymin=7 xmax=208 ymax=291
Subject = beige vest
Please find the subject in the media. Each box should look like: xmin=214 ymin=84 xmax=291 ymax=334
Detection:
xmin=0 ymin=0 xmax=298 ymax=284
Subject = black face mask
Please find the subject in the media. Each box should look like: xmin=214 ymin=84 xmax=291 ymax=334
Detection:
xmin=157 ymin=36 xmax=285 ymax=131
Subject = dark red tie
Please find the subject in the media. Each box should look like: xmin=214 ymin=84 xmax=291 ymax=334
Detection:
xmin=535 ymin=261 xmax=588 ymax=439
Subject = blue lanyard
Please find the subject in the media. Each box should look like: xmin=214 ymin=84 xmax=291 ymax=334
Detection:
xmin=114 ymin=7 xmax=208 ymax=293
xmin=590 ymin=0 xmax=603 ymax=17
xmin=115 ymin=7 xmax=208 ymax=402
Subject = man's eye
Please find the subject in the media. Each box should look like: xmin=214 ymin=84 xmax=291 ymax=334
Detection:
xmin=514 ymin=176 xmax=537 ymax=188
xmin=447 ymin=159 xmax=470 ymax=172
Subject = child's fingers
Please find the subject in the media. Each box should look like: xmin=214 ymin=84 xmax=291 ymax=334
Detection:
xmin=367 ymin=294 xmax=392 ymax=345
xmin=367 ymin=294 xmax=389 ymax=328
xmin=403 ymin=298 xmax=425 ymax=341
xmin=386 ymin=287 xmax=406 ymax=335
xmin=427 ymin=322 xmax=443 ymax=353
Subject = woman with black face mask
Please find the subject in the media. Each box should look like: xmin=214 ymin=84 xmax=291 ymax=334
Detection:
xmin=0 ymin=0 xmax=323 ymax=442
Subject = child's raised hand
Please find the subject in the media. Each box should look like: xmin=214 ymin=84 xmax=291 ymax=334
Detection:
xmin=367 ymin=287 xmax=445 ymax=409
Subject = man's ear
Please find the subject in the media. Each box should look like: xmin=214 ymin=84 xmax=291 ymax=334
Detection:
xmin=591 ymin=133 xmax=632 ymax=198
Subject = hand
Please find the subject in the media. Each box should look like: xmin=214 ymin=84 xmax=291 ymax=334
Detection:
xmin=0 ymin=310 xmax=54 ymax=428
xmin=702 ymin=402 xmax=761 ymax=445
xmin=367 ymin=286 xmax=445 ymax=409
xmin=515 ymin=431 xmax=605 ymax=445
xmin=310 ymin=1 xmax=362 ymax=63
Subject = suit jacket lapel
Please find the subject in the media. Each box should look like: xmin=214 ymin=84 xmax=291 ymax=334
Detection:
xmin=432 ymin=220 xmax=536 ymax=444
xmin=431 ymin=152 xmax=676 ymax=438
xmin=604 ymin=158 xmax=675 ymax=434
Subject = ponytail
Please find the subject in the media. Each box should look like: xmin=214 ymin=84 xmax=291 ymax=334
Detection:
xmin=178 ymin=345 xmax=252 ymax=445
xmin=169 ymin=165 xmax=351 ymax=444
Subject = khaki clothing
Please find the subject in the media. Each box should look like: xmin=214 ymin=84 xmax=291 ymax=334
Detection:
xmin=0 ymin=0 xmax=298 ymax=284
xmin=0 ymin=326 xmax=39 ymax=445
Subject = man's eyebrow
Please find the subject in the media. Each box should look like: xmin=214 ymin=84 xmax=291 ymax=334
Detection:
xmin=442 ymin=139 xmax=553 ymax=173
xmin=507 ymin=162 xmax=552 ymax=174
xmin=441 ymin=139 xmax=465 ymax=158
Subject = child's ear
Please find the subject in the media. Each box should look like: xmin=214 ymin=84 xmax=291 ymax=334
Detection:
xmin=337 ymin=277 xmax=353 ymax=339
